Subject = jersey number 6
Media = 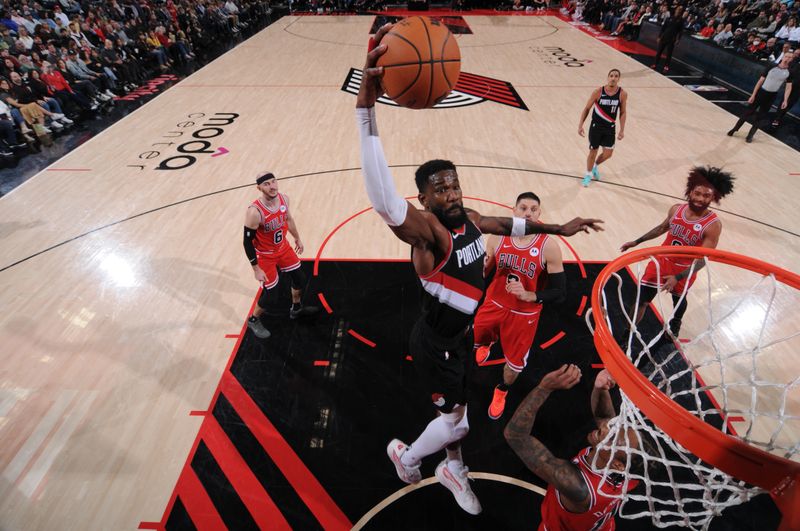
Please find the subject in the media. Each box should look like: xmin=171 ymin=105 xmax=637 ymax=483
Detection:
xmin=274 ymin=230 xmax=284 ymax=245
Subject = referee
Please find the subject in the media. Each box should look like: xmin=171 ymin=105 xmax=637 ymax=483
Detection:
xmin=728 ymin=52 xmax=794 ymax=143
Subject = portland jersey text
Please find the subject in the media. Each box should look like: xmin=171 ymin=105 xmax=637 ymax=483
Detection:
xmin=592 ymin=86 xmax=622 ymax=128
xmin=418 ymin=222 xmax=486 ymax=337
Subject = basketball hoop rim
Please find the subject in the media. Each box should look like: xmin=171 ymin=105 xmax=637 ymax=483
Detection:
xmin=591 ymin=246 xmax=800 ymax=494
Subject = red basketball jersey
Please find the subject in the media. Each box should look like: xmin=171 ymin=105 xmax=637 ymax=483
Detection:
xmin=539 ymin=447 xmax=638 ymax=531
xmin=659 ymin=204 xmax=719 ymax=266
xmin=485 ymin=234 xmax=548 ymax=313
xmin=251 ymin=194 xmax=289 ymax=255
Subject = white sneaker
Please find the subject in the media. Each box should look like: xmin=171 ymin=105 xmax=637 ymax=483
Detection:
xmin=386 ymin=439 xmax=421 ymax=484
xmin=104 ymin=89 xmax=116 ymax=98
xmin=49 ymin=120 xmax=64 ymax=130
xmin=52 ymin=112 xmax=66 ymax=120
xmin=435 ymin=460 xmax=482 ymax=515
xmin=59 ymin=116 xmax=74 ymax=124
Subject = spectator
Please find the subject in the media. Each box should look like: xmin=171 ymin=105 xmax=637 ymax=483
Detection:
xmin=715 ymin=23 xmax=735 ymax=45
xmin=698 ymin=20 xmax=718 ymax=38
xmin=772 ymin=41 xmax=794 ymax=61
xmin=41 ymin=61 xmax=97 ymax=111
xmin=652 ymin=5 xmax=685 ymax=73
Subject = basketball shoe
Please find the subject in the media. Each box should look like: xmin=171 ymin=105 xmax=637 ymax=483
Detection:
xmin=387 ymin=439 xmax=421 ymax=484
xmin=581 ymin=172 xmax=592 ymax=187
xmin=592 ymin=164 xmax=600 ymax=180
xmin=475 ymin=344 xmax=492 ymax=365
xmin=488 ymin=386 xmax=508 ymax=419
xmin=435 ymin=459 xmax=482 ymax=515
xmin=290 ymin=304 xmax=320 ymax=319
xmin=247 ymin=316 xmax=271 ymax=339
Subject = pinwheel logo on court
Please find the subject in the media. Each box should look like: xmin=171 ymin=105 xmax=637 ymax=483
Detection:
xmin=343 ymin=68 xmax=529 ymax=110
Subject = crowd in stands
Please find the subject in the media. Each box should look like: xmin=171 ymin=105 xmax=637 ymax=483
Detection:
xmin=563 ymin=0 xmax=800 ymax=63
xmin=0 ymin=0 xmax=272 ymax=161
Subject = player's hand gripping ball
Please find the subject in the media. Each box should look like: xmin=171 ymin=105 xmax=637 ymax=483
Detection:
xmin=376 ymin=16 xmax=461 ymax=109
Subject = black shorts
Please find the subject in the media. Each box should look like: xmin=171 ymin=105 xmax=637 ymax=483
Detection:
xmin=409 ymin=318 xmax=473 ymax=414
xmin=589 ymin=124 xmax=616 ymax=150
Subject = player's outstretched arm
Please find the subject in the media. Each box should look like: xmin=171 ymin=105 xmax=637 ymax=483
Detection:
xmin=504 ymin=365 xmax=590 ymax=512
xmin=592 ymin=369 xmax=617 ymax=425
xmin=356 ymin=24 xmax=437 ymax=248
xmin=620 ymin=204 xmax=677 ymax=252
xmin=468 ymin=209 xmax=604 ymax=237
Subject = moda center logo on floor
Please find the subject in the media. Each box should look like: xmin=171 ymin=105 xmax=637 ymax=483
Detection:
xmin=127 ymin=112 xmax=240 ymax=171
xmin=530 ymin=46 xmax=591 ymax=67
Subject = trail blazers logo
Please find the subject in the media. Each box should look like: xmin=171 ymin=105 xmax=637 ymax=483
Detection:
xmin=342 ymin=68 xmax=529 ymax=110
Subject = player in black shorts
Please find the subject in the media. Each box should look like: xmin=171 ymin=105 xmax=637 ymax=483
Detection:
xmin=578 ymin=69 xmax=628 ymax=187
xmin=357 ymin=23 xmax=604 ymax=516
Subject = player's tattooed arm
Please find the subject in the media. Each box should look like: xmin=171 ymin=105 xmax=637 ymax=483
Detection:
xmin=620 ymin=204 xmax=677 ymax=252
xmin=466 ymin=209 xmax=603 ymax=237
xmin=504 ymin=365 xmax=590 ymax=511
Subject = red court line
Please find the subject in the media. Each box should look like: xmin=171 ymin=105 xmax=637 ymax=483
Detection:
xmin=225 ymin=333 xmax=240 ymax=338
xmin=314 ymin=205 xmax=375 ymax=276
xmin=318 ymin=292 xmax=333 ymax=314
xmin=221 ymin=372 xmax=353 ymax=530
xmin=314 ymin=360 xmax=330 ymax=367
xmin=175 ymin=467 xmax=227 ymax=531
xmin=202 ymin=416 xmax=291 ymax=530
xmin=152 ymin=294 xmax=260 ymax=528
xmin=189 ymin=410 xmax=208 ymax=416
xmin=576 ymin=295 xmax=588 ymax=316
xmin=540 ymin=331 xmax=566 ymax=350
xmin=137 ymin=523 xmax=162 ymax=530
xmin=727 ymin=416 xmax=746 ymax=423
xmin=348 ymin=329 xmax=376 ymax=347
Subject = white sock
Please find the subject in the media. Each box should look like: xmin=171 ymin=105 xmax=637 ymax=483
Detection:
xmin=446 ymin=445 xmax=463 ymax=467
xmin=400 ymin=415 xmax=453 ymax=467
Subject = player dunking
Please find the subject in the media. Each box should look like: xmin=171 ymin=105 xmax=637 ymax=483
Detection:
xmin=358 ymin=24 xmax=603 ymax=515
xmin=578 ymin=69 xmax=627 ymax=187
xmin=243 ymin=172 xmax=317 ymax=339
xmin=620 ymin=166 xmax=735 ymax=336
xmin=505 ymin=367 xmax=646 ymax=531
xmin=474 ymin=192 xmax=566 ymax=420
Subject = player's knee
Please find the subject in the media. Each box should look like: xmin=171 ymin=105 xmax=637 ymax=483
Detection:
xmin=441 ymin=406 xmax=469 ymax=441
xmin=289 ymin=267 xmax=307 ymax=290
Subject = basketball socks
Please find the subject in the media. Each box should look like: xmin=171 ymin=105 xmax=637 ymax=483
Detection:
xmin=401 ymin=416 xmax=453 ymax=467
xmin=248 ymin=315 xmax=258 ymax=323
xmin=445 ymin=445 xmax=463 ymax=467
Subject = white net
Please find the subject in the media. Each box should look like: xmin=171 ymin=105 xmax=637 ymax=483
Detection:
xmin=586 ymin=249 xmax=800 ymax=530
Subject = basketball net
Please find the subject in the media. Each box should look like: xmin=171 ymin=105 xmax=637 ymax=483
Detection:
xmin=586 ymin=247 xmax=800 ymax=530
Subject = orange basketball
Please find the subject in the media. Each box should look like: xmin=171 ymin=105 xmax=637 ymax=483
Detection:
xmin=377 ymin=16 xmax=461 ymax=110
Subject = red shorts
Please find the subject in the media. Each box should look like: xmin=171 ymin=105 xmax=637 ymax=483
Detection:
xmin=256 ymin=245 xmax=300 ymax=289
xmin=473 ymin=299 xmax=542 ymax=372
xmin=641 ymin=257 xmax=697 ymax=295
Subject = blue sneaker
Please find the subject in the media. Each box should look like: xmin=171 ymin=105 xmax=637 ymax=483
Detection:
xmin=592 ymin=164 xmax=600 ymax=180
xmin=581 ymin=173 xmax=592 ymax=187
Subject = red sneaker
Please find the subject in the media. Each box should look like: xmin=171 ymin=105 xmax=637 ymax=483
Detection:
xmin=475 ymin=345 xmax=492 ymax=365
xmin=488 ymin=387 xmax=508 ymax=420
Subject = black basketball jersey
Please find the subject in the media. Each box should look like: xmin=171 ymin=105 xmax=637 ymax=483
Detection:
xmin=416 ymin=221 xmax=486 ymax=338
xmin=591 ymin=86 xmax=622 ymax=128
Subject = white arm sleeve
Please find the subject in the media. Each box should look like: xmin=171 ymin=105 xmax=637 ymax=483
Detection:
xmin=356 ymin=107 xmax=408 ymax=227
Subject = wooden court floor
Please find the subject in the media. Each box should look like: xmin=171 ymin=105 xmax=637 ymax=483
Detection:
xmin=1 ymin=14 xmax=799 ymax=530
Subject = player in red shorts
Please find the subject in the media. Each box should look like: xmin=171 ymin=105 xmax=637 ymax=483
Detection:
xmin=473 ymin=192 xmax=565 ymax=420
xmin=505 ymin=367 xmax=646 ymax=531
xmin=620 ymin=166 xmax=735 ymax=336
xmin=243 ymin=172 xmax=317 ymax=339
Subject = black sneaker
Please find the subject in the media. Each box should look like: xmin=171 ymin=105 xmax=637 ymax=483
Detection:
xmin=290 ymin=305 xmax=320 ymax=319
xmin=726 ymin=129 xmax=736 ymax=137
xmin=745 ymin=135 xmax=754 ymax=143
xmin=247 ymin=316 xmax=271 ymax=339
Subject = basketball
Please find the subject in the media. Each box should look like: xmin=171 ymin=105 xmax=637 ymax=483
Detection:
xmin=377 ymin=16 xmax=461 ymax=110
